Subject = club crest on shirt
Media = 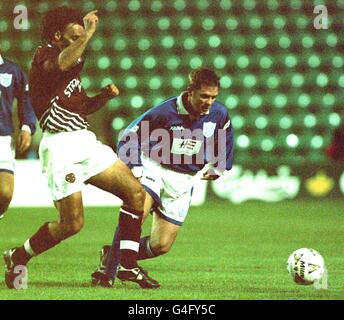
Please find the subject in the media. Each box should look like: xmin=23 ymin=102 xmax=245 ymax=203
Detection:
xmin=0 ymin=73 xmax=13 ymax=88
xmin=65 ymin=173 xmax=76 ymax=183
xmin=203 ymin=121 xmax=216 ymax=138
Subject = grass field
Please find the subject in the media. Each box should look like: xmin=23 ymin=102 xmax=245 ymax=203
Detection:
xmin=0 ymin=199 xmax=343 ymax=300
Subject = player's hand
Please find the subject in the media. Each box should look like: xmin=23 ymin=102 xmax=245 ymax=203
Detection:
xmin=16 ymin=130 xmax=32 ymax=155
xmin=83 ymin=10 xmax=99 ymax=37
xmin=101 ymin=84 xmax=120 ymax=100
xmin=201 ymin=168 xmax=220 ymax=181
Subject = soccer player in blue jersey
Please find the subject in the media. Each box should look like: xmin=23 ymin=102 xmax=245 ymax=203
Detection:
xmin=92 ymin=67 xmax=234 ymax=287
xmin=0 ymin=54 xmax=36 ymax=220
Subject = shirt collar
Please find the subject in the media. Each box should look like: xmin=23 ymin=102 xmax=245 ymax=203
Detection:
xmin=176 ymin=92 xmax=190 ymax=115
xmin=176 ymin=91 xmax=210 ymax=116
xmin=0 ymin=55 xmax=4 ymax=65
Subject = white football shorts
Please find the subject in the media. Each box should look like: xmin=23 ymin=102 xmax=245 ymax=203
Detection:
xmin=0 ymin=136 xmax=15 ymax=174
xmin=137 ymin=154 xmax=197 ymax=226
xmin=39 ymin=130 xmax=118 ymax=201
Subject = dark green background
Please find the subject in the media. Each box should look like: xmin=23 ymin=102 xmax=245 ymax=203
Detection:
xmin=1 ymin=0 xmax=343 ymax=166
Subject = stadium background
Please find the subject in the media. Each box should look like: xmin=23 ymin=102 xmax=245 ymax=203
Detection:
xmin=1 ymin=0 xmax=344 ymax=300
xmin=1 ymin=0 xmax=344 ymax=202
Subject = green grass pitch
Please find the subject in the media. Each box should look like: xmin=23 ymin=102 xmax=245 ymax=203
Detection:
xmin=0 ymin=199 xmax=343 ymax=300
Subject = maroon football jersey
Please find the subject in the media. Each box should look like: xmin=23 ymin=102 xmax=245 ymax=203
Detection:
xmin=29 ymin=44 xmax=89 ymax=132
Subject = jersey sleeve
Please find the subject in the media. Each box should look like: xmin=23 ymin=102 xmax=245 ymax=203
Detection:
xmin=33 ymin=46 xmax=60 ymax=73
xmin=33 ymin=46 xmax=84 ymax=74
xmin=209 ymin=109 xmax=234 ymax=174
xmin=14 ymin=67 xmax=37 ymax=134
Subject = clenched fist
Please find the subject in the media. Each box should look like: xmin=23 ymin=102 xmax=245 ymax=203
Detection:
xmin=101 ymin=83 xmax=120 ymax=99
xmin=83 ymin=10 xmax=99 ymax=38
xmin=16 ymin=130 xmax=32 ymax=155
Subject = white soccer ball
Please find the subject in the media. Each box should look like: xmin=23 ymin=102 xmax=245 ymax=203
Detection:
xmin=287 ymin=248 xmax=325 ymax=285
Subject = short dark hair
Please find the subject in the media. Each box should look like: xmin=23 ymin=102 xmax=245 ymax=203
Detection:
xmin=41 ymin=6 xmax=84 ymax=42
xmin=188 ymin=68 xmax=220 ymax=90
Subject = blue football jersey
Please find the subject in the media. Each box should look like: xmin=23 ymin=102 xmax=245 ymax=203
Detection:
xmin=118 ymin=92 xmax=234 ymax=174
xmin=0 ymin=55 xmax=36 ymax=136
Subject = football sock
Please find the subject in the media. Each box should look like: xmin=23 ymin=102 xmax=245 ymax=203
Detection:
xmin=105 ymin=226 xmax=121 ymax=279
xmin=118 ymin=206 xmax=142 ymax=269
xmin=12 ymin=222 xmax=61 ymax=266
xmin=137 ymin=236 xmax=158 ymax=260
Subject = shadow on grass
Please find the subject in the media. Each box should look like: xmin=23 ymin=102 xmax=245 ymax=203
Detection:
xmin=27 ymin=281 xmax=94 ymax=289
xmin=26 ymin=280 xmax=149 ymax=291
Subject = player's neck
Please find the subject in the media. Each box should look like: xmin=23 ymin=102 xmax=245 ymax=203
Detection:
xmin=182 ymin=93 xmax=200 ymax=120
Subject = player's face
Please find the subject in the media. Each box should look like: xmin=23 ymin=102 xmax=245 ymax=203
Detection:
xmin=188 ymin=85 xmax=219 ymax=116
xmin=57 ymin=23 xmax=85 ymax=50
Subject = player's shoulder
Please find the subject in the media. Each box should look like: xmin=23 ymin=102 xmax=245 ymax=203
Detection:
xmin=34 ymin=44 xmax=57 ymax=53
xmin=147 ymin=96 xmax=178 ymax=115
xmin=210 ymin=100 xmax=230 ymax=117
xmin=0 ymin=59 xmax=27 ymax=79
xmin=156 ymin=96 xmax=178 ymax=108
xmin=1 ymin=58 xmax=22 ymax=71
xmin=32 ymin=44 xmax=58 ymax=62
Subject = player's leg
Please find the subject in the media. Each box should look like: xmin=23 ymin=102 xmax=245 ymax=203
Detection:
xmin=3 ymin=192 xmax=84 ymax=289
xmin=98 ymin=193 xmax=181 ymax=263
xmin=138 ymin=175 xmax=193 ymax=260
xmin=88 ymin=160 xmax=159 ymax=288
xmin=87 ymin=160 xmax=145 ymax=210
xmin=0 ymin=171 xmax=14 ymax=219
xmin=93 ymin=192 xmax=154 ymax=272
xmin=94 ymin=191 xmax=155 ymax=278
xmin=139 ymin=211 xmax=180 ymax=259
xmin=94 ymin=163 xmax=192 ymax=267
xmin=87 ymin=160 xmax=145 ymax=267
xmin=0 ymin=136 xmax=16 ymax=219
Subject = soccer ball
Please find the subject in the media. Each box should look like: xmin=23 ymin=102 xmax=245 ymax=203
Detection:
xmin=287 ymin=248 xmax=325 ymax=285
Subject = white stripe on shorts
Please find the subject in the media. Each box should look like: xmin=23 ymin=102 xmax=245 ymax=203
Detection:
xmin=120 ymin=240 xmax=140 ymax=252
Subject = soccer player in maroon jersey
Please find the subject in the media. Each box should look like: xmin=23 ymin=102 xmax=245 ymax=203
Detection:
xmin=3 ymin=7 xmax=159 ymax=289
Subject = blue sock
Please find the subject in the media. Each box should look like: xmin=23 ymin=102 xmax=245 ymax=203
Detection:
xmin=137 ymin=236 xmax=157 ymax=260
xmin=105 ymin=226 xmax=121 ymax=279
xmin=105 ymin=206 xmax=143 ymax=278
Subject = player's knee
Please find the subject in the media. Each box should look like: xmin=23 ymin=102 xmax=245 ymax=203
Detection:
xmin=153 ymin=239 xmax=173 ymax=256
xmin=0 ymin=188 xmax=13 ymax=212
xmin=60 ymin=217 xmax=84 ymax=239
xmin=126 ymin=185 xmax=145 ymax=209
xmin=68 ymin=217 xmax=84 ymax=235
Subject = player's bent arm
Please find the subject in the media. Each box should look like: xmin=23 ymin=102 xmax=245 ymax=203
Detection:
xmin=85 ymin=94 xmax=109 ymax=115
xmin=57 ymin=10 xmax=98 ymax=72
xmin=85 ymin=84 xmax=119 ymax=115
xmin=41 ymin=34 xmax=92 ymax=73
xmin=57 ymin=33 xmax=92 ymax=71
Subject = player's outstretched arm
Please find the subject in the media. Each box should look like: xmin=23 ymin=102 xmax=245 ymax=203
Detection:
xmin=86 ymin=83 xmax=120 ymax=114
xmin=57 ymin=10 xmax=99 ymax=71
